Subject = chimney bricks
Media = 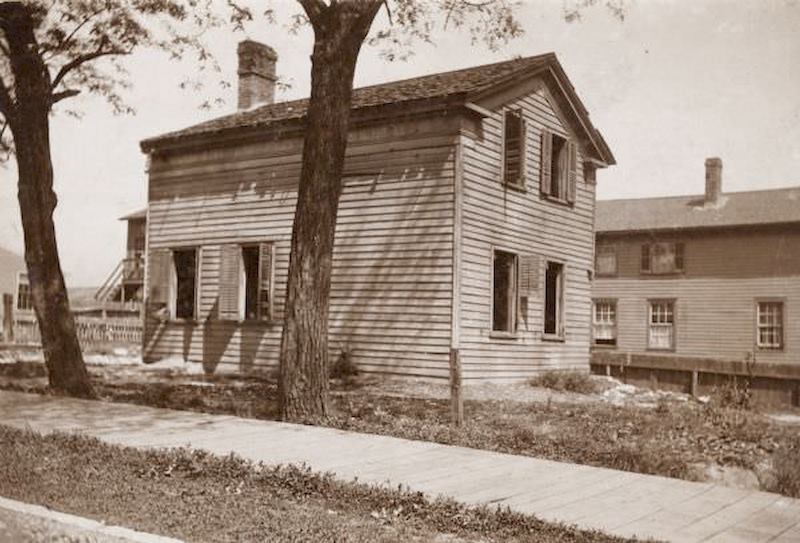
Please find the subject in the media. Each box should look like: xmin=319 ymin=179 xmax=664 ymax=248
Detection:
xmin=237 ymin=40 xmax=277 ymax=110
xmin=705 ymin=157 xmax=722 ymax=204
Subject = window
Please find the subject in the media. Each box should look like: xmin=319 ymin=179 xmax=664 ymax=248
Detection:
xmin=540 ymin=130 xmax=577 ymax=204
xmin=648 ymin=300 xmax=675 ymax=350
xmin=502 ymin=110 xmax=525 ymax=187
xmin=16 ymin=272 xmax=32 ymax=311
xmin=756 ymin=301 xmax=783 ymax=350
xmin=593 ymin=300 xmax=616 ymax=346
xmin=641 ymin=242 xmax=684 ymax=274
xmin=544 ymin=261 xmax=564 ymax=337
xmin=172 ymin=248 xmax=197 ymax=320
xmin=219 ymin=242 xmax=274 ymax=321
xmin=492 ymin=250 xmax=517 ymax=332
xmin=595 ymin=244 xmax=617 ymax=276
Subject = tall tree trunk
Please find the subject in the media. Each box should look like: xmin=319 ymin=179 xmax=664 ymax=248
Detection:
xmin=0 ymin=3 xmax=94 ymax=398
xmin=279 ymin=1 xmax=381 ymax=421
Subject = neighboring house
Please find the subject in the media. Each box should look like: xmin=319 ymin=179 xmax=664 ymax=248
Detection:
xmin=138 ymin=41 xmax=615 ymax=379
xmin=95 ymin=209 xmax=146 ymax=305
xmin=0 ymin=246 xmax=30 ymax=341
xmin=592 ymin=158 xmax=800 ymax=365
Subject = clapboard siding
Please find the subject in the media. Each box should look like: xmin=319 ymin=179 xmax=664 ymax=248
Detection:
xmin=593 ymin=275 xmax=800 ymax=363
xmin=457 ymin=83 xmax=596 ymax=380
xmin=144 ymin=117 xmax=457 ymax=377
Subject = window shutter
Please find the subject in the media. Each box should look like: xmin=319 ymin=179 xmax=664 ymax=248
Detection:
xmin=641 ymin=244 xmax=651 ymax=273
xmin=540 ymin=129 xmax=552 ymax=196
xmin=566 ymin=141 xmax=578 ymax=203
xmin=518 ymin=118 xmax=527 ymax=186
xmin=559 ymin=264 xmax=567 ymax=337
xmin=518 ymin=253 xmax=540 ymax=297
xmin=259 ymin=242 xmax=275 ymax=320
xmin=218 ymin=244 xmax=241 ymax=320
xmin=674 ymin=242 xmax=685 ymax=272
xmin=147 ymin=249 xmax=171 ymax=306
xmin=499 ymin=112 xmax=507 ymax=184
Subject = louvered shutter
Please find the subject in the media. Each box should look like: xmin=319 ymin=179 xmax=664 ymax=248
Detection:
xmin=518 ymin=118 xmax=527 ymax=186
xmin=499 ymin=112 xmax=507 ymax=184
xmin=540 ymin=130 xmax=552 ymax=196
xmin=259 ymin=242 xmax=274 ymax=321
xmin=641 ymin=244 xmax=651 ymax=273
xmin=674 ymin=242 xmax=685 ymax=272
xmin=218 ymin=244 xmax=241 ymax=320
xmin=147 ymin=249 xmax=171 ymax=306
xmin=559 ymin=264 xmax=567 ymax=337
xmin=566 ymin=141 xmax=577 ymax=203
xmin=518 ymin=254 xmax=540 ymax=298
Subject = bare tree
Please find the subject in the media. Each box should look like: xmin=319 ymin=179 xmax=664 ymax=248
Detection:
xmin=0 ymin=0 xmax=226 ymax=397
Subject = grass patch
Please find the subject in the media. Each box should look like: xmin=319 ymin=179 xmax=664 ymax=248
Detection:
xmin=528 ymin=371 xmax=602 ymax=395
xmin=768 ymin=434 xmax=800 ymax=498
xmin=0 ymin=425 xmax=630 ymax=543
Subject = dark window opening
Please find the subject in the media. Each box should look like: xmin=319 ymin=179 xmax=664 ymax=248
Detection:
xmin=544 ymin=262 xmax=563 ymax=335
xmin=173 ymin=249 xmax=197 ymax=319
xmin=242 ymin=246 xmax=260 ymax=320
xmin=16 ymin=274 xmax=32 ymax=311
xmin=549 ymin=134 xmax=568 ymax=199
xmin=492 ymin=250 xmax=517 ymax=332
xmin=504 ymin=111 xmax=523 ymax=185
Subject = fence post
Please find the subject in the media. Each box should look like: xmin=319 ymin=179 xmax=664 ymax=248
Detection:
xmin=449 ymin=348 xmax=464 ymax=427
xmin=2 ymin=294 xmax=13 ymax=344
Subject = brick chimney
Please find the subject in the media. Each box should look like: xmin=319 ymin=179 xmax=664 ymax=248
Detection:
xmin=237 ymin=40 xmax=277 ymax=110
xmin=704 ymin=157 xmax=722 ymax=204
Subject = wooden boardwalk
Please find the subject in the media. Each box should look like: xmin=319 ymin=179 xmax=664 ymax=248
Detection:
xmin=1 ymin=390 xmax=798 ymax=542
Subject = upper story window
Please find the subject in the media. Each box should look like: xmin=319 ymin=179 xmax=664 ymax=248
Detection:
xmin=641 ymin=242 xmax=684 ymax=274
xmin=502 ymin=110 xmax=526 ymax=187
xmin=595 ymin=244 xmax=617 ymax=277
xmin=756 ymin=301 xmax=783 ymax=350
xmin=540 ymin=129 xmax=578 ymax=205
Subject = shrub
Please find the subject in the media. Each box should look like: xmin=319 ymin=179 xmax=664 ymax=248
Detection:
xmin=329 ymin=344 xmax=358 ymax=382
xmin=709 ymin=377 xmax=753 ymax=411
xmin=528 ymin=371 xmax=601 ymax=395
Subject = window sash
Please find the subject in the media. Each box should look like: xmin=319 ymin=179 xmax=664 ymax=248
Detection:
xmin=756 ymin=302 xmax=783 ymax=349
xmin=642 ymin=242 xmax=684 ymax=274
xmin=595 ymin=245 xmax=617 ymax=276
xmin=648 ymin=301 xmax=675 ymax=349
xmin=593 ymin=300 xmax=616 ymax=344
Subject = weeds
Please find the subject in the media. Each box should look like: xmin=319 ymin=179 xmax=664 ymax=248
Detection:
xmin=528 ymin=371 xmax=601 ymax=395
xmin=769 ymin=434 xmax=800 ymax=498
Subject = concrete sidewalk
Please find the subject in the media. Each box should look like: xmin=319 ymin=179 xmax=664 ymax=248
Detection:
xmin=0 ymin=390 xmax=798 ymax=543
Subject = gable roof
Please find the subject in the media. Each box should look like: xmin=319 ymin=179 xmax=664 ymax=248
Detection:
xmin=596 ymin=186 xmax=800 ymax=234
xmin=119 ymin=208 xmax=146 ymax=221
xmin=141 ymin=54 xmax=614 ymax=165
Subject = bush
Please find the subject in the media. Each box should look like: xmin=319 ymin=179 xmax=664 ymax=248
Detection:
xmin=329 ymin=344 xmax=358 ymax=382
xmin=709 ymin=377 xmax=753 ymax=410
xmin=528 ymin=371 xmax=601 ymax=395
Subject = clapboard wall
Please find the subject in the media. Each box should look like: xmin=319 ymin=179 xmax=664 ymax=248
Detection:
xmin=456 ymin=82 xmax=597 ymax=380
xmin=143 ymin=115 xmax=459 ymax=378
xmin=594 ymin=226 xmax=800 ymax=363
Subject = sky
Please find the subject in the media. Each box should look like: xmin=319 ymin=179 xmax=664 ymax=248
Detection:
xmin=1 ymin=0 xmax=799 ymax=287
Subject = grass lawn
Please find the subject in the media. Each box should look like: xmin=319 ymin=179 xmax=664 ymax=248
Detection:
xmin=2 ymin=357 xmax=799 ymax=499
xmin=0 ymin=425 xmax=631 ymax=543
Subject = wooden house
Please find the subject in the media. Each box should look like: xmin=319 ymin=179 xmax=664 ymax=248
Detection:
xmin=0 ymin=246 xmax=29 ymax=341
xmin=95 ymin=209 xmax=146 ymax=305
xmin=139 ymin=41 xmax=615 ymax=380
xmin=592 ymin=158 xmax=800 ymax=365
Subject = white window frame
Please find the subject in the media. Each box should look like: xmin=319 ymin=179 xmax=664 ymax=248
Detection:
xmin=756 ymin=300 xmax=784 ymax=350
xmin=641 ymin=242 xmax=684 ymax=275
xmin=647 ymin=299 xmax=675 ymax=351
xmin=592 ymin=299 xmax=617 ymax=347
xmin=15 ymin=271 xmax=33 ymax=312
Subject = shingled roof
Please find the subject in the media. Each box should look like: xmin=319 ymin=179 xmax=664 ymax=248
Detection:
xmin=596 ymin=186 xmax=800 ymax=233
xmin=141 ymin=53 xmax=614 ymax=164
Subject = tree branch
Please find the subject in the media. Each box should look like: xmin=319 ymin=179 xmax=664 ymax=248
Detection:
xmin=51 ymin=47 xmax=130 ymax=91
xmin=43 ymin=8 xmax=105 ymax=59
xmin=51 ymin=88 xmax=80 ymax=104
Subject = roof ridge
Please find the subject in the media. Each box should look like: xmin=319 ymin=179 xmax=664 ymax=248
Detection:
xmin=598 ymin=184 xmax=800 ymax=204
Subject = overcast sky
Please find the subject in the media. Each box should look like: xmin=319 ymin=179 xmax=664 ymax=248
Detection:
xmin=1 ymin=0 xmax=798 ymax=287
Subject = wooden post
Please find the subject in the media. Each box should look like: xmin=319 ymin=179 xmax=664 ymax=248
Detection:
xmin=691 ymin=370 xmax=699 ymax=398
xmin=605 ymin=364 xmax=611 ymax=377
xmin=2 ymin=294 xmax=13 ymax=344
xmin=449 ymin=348 xmax=463 ymax=427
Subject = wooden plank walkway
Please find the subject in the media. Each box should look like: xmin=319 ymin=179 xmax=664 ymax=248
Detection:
xmin=1 ymin=390 xmax=798 ymax=542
